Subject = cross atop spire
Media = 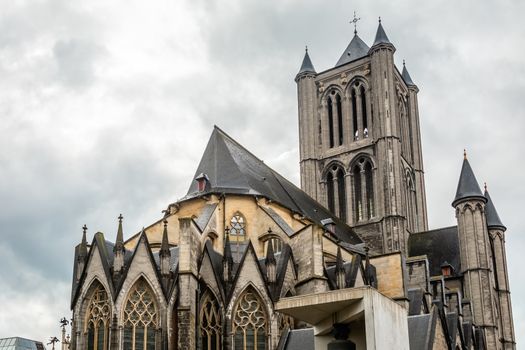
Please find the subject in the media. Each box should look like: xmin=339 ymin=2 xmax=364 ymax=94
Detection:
xmin=350 ymin=11 xmax=361 ymax=35
xmin=82 ymin=224 xmax=87 ymax=235
xmin=118 ymin=214 xmax=123 ymax=223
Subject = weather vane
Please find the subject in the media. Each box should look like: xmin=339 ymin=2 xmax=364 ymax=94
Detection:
xmin=350 ymin=11 xmax=361 ymax=35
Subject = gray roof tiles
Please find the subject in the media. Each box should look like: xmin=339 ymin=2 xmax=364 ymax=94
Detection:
xmin=335 ymin=34 xmax=370 ymax=67
xmin=452 ymin=157 xmax=485 ymax=206
xmin=402 ymin=62 xmax=416 ymax=86
xmin=484 ymin=189 xmax=506 ymax=229
xmin=408 ymin=226 xmax=461 ymax=277
xmin=185 ymin=126 xmax=362 ymax=244
xmin=372 ymin=20 xmax=392 ymax=47
xmin=297 ymin=49 xmax=316 ymax=75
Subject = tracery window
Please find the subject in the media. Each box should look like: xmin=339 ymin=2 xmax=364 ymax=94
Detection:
xmin=200 ymin=292 xmax=221 ymax=350
xmin=325 ymin=165 xmax=346 ymax=221
xmin=230 ymin=213 xmax=246 ymax=238
xmin=233 ymin=290 xmax=267 ymax=350
xmin=123 ymin=279 xmax=158 ymax=350
xmin=350 ymin=80 xmax=370 ymax=140
xmin=85 ymin=283 xmax=110 ymax=350
xmin=352 ymin=157 xmax=375 ymax=222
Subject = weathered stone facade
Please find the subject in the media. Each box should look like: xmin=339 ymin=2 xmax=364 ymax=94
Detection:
xmin=69 ymin=18 xmax=516 ymax=350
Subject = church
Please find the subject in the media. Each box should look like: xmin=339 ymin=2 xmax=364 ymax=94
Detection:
xmin=68 ymin=19 xmax=516 ymax=350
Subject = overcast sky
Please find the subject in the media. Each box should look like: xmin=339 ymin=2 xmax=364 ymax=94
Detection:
xmin=0 ymin=0 xmax=524 ymax=344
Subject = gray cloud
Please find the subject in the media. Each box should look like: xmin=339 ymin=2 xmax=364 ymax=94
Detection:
xmin=0 ymin=0 xmax=524 ymax=343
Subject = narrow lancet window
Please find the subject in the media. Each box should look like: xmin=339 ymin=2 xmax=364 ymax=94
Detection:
xmin=336 ymin=94 xmax=343 ymax=145
xmin=361 ymin=86 xmax=368 ymax=137
xmin=353 ymin=165 xmax=362 ymax=221
xmin=337 ymin=169 xmax=346 ymax=222
xmin=365 ymin=162 xmax=374 ymax=218
xmin=327 ymin=172 xmax=335 ymax=214
xmin=328 ymin=97 xmax=335 ymax=148
xmin=351 ymin=90 xmax=358 ymax=140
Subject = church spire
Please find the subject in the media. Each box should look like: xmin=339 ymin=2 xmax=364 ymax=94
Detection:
xmin=371 ymin=17 xmax=394 ymax=49
xmin=452 ymin=152 xmax=486 ymax=207
xmin=484 ymin=185 xmax=506 ymax=230
xmin=297 ymin=46 xmax=316 ymax=76
xmin=79 ymin=224 xmax=88 ymax=259
xmin=335 ymin=246 xmax=346 ymax=289
xmin=223 ymin=229 xmax=233 ymax=283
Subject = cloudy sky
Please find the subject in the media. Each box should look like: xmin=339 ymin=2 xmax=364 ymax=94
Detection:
xmin=1 ymin=0 xmax=524 ymax=344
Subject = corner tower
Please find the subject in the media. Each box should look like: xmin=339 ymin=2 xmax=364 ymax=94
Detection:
xmin=296 ymin=19 xmax=428 ymax=255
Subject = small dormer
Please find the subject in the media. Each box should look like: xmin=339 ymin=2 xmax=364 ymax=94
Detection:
xmin=195 ymin=173 xmax=210 ymax=192
xmin=321 ymin=218 xmax=336 ymax=234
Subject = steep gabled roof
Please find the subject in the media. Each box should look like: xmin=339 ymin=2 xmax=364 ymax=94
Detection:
xmin=335 ymin=34 xmax=370 ymax=67
xmin=452 ymin=156 xmax=486 ymax=207
xmin=185 ymin=126 xmax=362 ymax=244
xmin=484 ymin=188 xmax=506 ymax=230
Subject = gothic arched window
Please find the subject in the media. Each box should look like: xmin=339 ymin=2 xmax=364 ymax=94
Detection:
xmin=325 ymin=165 xmax=346 ymax=221
xmin=200 ymin=292 xmax=221 ymax=350
xmin=123 ymin=279 xmax=159 ymax=350
xmin=360 ymin=86 xmax=368 ymax=136
xmin=327 ymin=96 xmax=335 ymax=148
xmin=336 ymin=94 xmax=343 ymax=145
xmin=85 ymin=282 xmax=110 ymax=350
xmin=351 ymin=89 xmax=358 ymax=139
xmin=230 ymin=213 xmax=246 ymax=238
xmin=233 ymin=289 xmax=267 ymax=350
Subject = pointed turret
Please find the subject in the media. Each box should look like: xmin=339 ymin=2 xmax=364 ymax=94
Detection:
xmin=335 ymin=247 xmax=346 ymax=289
xmin=265 ymin=237 xmax=276 ymax=283
xmin=297 ymin=47 xmax=316 ymax=77
xmin=113 ymin=214 xmax=125 ymax=274
xmin=335 ymin=34 xmax=370 ymax=67
xmin=452 ymin=152 xmax=486 ymax=207
xmin=401 ymin=60 xmax=416 ymax=87
xmin=160 ymin=219 xmax=171 ymax=277
xmin=223 ymin=229 xmax=233 ymax=283
xmin=484 ymin=185 xmax=506 ymax=230
xmin=371 ymin=18 xmax=394 ymax=49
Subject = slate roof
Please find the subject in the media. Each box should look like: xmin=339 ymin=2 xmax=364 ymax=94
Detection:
xmin=194 ymin=203 xmax=218 ymax=231
xmin=484 ymin=189 xmax=505 ymax=230
xmin=335 ymin=34 xmax=370 ymax=67
xmin=402 ymin=62 xmax=416 ymax=86
xmin=283 ymin=328 xmax=315 ymax=350
xmin=408 ymin=226 xmax=461 ymax=277
xmin=408 ymin=313 xmax=434 ymax=350
xmin=297 ymin=49 xmax=316 ymax=75
xmin=407 ymin=288 xmax=427 ymax=316
xmin=372 ymin=20 xmax=392 ymax=47
xmin=452 ymin=157 xmax=486 ymax=207
xmin=185 ymin=126 xmax=362 ymax=244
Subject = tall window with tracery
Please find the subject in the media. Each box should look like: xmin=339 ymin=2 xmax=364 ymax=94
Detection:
xmin=200 ymin=292 xmax=221 ymax=350
xmin=353 ymin=165 xmax=362 ymax=222
xmin=123 ymin=279 xmax=158 ymax=350
xmin=365 ymin=162 xmax=374 ymax=219
xmin=350 ymin=80 xmax=370 ymax=140
xmin=229 ymin=213 xmax=247 ymax=261
xmin=233 ymin=289 xmax=267 ymax=350
xmin=325 ymin=166 xmax=346 ymax=221
xmin=85 ymin=282 xmax=110 ymax=350
xmin=327 ymin=96 xmax=335 ymax=148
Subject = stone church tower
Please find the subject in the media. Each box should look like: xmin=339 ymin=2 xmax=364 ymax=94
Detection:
xmin=296 ymin=19 xmax=428 ymax=255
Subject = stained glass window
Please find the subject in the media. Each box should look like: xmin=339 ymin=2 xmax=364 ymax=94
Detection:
xmin=199 ymin=292 xmax=221 ymax=350
xmin=85 ymin=283 xmax=110 ymax=350
xmin=233 ymin=290 xmax=267 ymax=350
xmin=229 ymin=213 xmax=246 ymax=237
xmin=123 ymin=279 xmax=158 ymax=350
